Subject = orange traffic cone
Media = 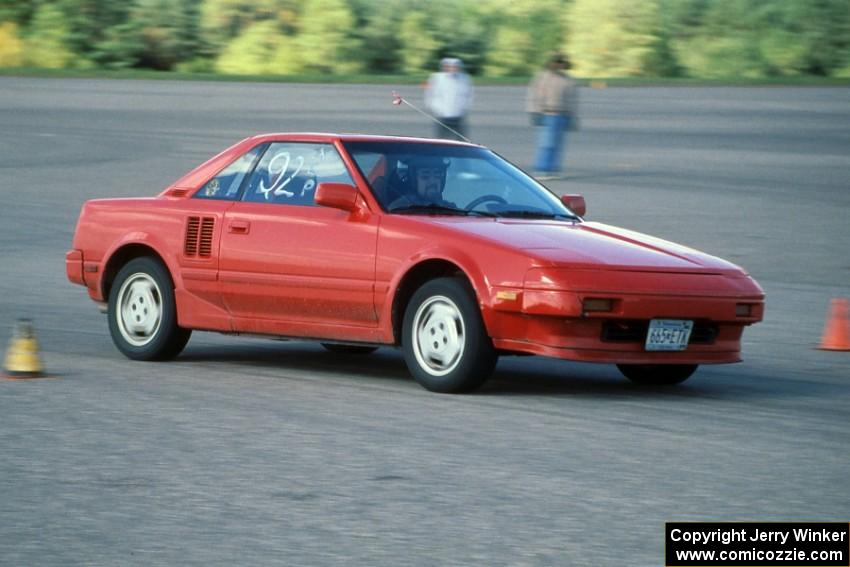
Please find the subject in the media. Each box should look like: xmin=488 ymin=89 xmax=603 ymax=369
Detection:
xmin=819 ymin=298 xmax=850 ymax=351
xmin=3 ymin=319 xmax=46 ymax=379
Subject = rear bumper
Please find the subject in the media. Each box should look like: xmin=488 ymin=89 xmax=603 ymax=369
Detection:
xmin=65 ymin=249 xmax=84 ymax=285
xmin=66 ymin=249 xmax=104 ymax=301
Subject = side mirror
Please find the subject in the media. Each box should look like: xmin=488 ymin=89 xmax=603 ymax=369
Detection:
xmin=561 ymin=194 xmax=586 ymax=217
xmin=316 ymin=183 xmax=359 ymax=212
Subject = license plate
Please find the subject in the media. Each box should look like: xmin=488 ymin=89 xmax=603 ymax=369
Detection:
xmin=645 ymin=319 xmax=693 ymax=351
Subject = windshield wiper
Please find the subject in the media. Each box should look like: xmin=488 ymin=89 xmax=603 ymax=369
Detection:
xmin=496 ymin=210 xmax=579 ymax=221
xmin=390 ymin=204 xmax=496 ymax=217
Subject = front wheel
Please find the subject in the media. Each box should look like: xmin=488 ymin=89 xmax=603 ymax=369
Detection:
xmin=402 ymin=277 xmax=497 ymax=393
xmin=107 ymin=257 xmax=191 ymax=361
xmin=617 ymin=364 xmax=698 ymax=385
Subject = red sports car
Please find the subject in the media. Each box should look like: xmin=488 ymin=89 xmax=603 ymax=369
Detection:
xmin=67 ymin=133 xmax=764 ymax=393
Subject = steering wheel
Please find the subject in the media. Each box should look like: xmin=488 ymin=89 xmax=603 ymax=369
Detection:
xmin=466 ymin=194 xmax=507 ymax=211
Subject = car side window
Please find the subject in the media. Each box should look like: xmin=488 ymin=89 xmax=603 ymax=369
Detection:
xmin=243 ymin=142 xmax=353 ymax=206
xmin=194 ymin=144 xmax=266 ymax=200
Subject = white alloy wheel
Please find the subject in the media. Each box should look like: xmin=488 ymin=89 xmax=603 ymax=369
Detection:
xmin=401 ymin=277 xmax=497 ymax=393
xmin=411 ymin=295 xmax=466 ymax=376
xmin=115 ymin=272 xmax=163 ymax=347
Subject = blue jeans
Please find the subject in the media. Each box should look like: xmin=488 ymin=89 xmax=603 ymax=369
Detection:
xmin=534 ymin=114 xmax=570 ymax=173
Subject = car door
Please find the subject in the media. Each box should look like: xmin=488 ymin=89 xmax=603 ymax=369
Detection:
xmin=219 ymin=141 xmax=380 ymax=335
xmin=176 ymin=143 xmax=267 ymax=330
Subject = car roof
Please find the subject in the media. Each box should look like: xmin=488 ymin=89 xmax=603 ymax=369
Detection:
xmin=246 ymin=132 xmax=482 ymax=147
xmin=165 ymin=133 xmax=484 ymax=195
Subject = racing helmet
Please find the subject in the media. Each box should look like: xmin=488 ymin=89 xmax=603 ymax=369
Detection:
xmin=405 ymin=154 xmax=450 ymax=189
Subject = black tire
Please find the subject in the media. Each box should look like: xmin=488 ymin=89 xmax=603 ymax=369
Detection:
xmin=107 ymin=257 xmax=191 ymax=361
xmin=321 ymin=343 xmax=379 ymax=355
xmin=617 ymin=363 xmax=698 ymax=385
xmin=402 ymin=277 xmax=497 ymax=393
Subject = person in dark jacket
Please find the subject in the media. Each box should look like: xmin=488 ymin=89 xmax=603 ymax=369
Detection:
xmin=525 ymin=53 xmax=579 ymax=180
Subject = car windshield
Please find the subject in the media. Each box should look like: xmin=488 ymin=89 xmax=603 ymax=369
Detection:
xmin=342 ymin=142 xmax=579 ymax=219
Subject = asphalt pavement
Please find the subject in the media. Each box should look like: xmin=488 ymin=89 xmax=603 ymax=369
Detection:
xmin=1 ymin=77 xmax=848 ymax=566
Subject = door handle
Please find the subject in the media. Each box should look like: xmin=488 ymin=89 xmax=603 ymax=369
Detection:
xmin=228 ymin=220 xmax=250 ymax=234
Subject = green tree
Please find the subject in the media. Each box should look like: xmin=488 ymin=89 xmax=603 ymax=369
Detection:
xmin=296 ymin=0 xmax=362 ymax=74
xmin=485 ymin=27 xmax=534 ymax=76
xmin=215 ymin=20 xmax=301 ymax=74
xmin=424 ymin=0 xmax=488 ymax=75
xmin=0 ymin=0 xmax=36 ymax=26
xmin=670 ymin=0 xmax=767 ymax=78
xmin=398 ymin=10 xmax=438 ymax=74
xmin=57 ymin=0 xmax=138 ymax=68
xmin=24 ymin=3 xmax=75 ymax=68
xmin=0 ymin=21 xmax=24 ymax=67
xmin=131 ymin=0 xmax=202 ymax=70
xmin=348 ymin=0 xmax=403 ymax=73
xmin=483 ymin=0 xmax=565 ymax=76
xmin=202 ymin=0 xmax=303 ymax=73
xmin=200 ymin=0 xmax=299 ymax=53
xmin=6 ymin=0 xmax=846 ymax=78
xmin=759 ymin=0 xmax=850 ymax=76
xmin=669 ymin=0 xmax=850 ymax=78
xmin=566 ymin=0 xmax=671 ymax=77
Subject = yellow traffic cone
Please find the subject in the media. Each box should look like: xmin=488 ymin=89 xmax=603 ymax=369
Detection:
xmin=3 ymin=319 xmax=46 ymax=379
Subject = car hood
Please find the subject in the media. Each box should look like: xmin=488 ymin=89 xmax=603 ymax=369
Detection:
xmin=430 ymin=218 xmax=746 ymax=275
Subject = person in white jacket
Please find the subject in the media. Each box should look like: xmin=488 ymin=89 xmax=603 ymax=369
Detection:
xmin=425 ymin=58 xmax=473 ymax=141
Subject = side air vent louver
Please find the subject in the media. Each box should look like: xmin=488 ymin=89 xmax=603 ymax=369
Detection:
xmin=184 ymin=217 xmax=200 ymax=256
xmin=199 ymin=217 xmax=215 ymax=257
xmin=184 ymin=216 xmax=215 ymax=257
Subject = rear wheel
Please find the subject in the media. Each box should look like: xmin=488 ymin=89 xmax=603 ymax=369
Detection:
xmin=108 ymin=257 xmax=191 ymax=361
xmin=617 ymin=364 xmax=698 ymax=385
xmin=321 ymin=343 xmax=379 ymax=355
xmin=402 ymin=277 xmax=497 ymax=393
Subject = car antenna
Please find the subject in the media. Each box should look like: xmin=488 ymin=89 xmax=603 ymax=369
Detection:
xmin=391 ymin=91 xmax=473 ymax=144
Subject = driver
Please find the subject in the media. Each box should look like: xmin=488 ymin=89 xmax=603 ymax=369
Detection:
xmin=389 ymin=155 xmax=456 ymax=209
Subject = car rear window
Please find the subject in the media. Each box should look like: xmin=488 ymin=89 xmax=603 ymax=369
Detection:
xmin=194 ymin=144 xmax=266 ymax=200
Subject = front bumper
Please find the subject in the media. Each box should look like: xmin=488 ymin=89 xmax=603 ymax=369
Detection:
xmin=486 ymin=268 xmax=765 ymax=364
